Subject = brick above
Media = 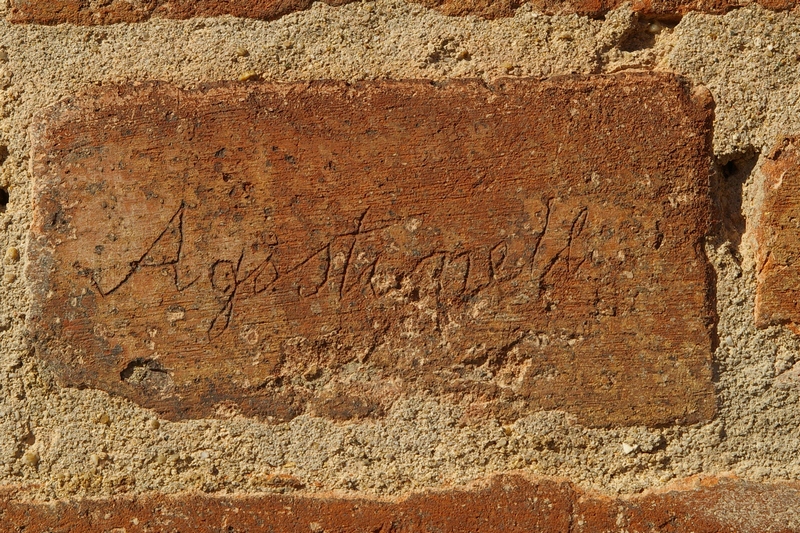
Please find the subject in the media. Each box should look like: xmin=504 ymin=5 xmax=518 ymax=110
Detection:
xmin=7 ymin=0 xmax=799 ymax=25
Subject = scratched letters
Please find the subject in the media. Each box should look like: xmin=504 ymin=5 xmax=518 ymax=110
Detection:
xmin=28 ymin=78 xmax=717 ymax=425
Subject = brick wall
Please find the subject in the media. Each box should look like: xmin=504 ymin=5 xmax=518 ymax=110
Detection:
xmin=2 ymin=0 xmax=800 ymax=531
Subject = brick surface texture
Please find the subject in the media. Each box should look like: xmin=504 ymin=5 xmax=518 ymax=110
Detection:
xmin=755 ymin=137 xmax=800 ymax=332
xmin=27 ymin=74 xmax=716 ymax=427
xmin=1 ymin=476 xmax=799 ymax=533
xmin=8 ymin=0 xmax=798 ymax=24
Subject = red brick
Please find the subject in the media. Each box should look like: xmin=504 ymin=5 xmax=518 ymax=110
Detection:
xmin=27 ymin=74 xmax=716 ymax=426
xmin=575 ymin=477 xmax=800 ymax=533
xmin=1 ymin=476 xmax=799 ymax=532
xmin=8 ymin=0 xmax=316 ymax=25
xmin=755 ymin=138 xmax=800 ymax=332
xmin=7 ymin=0 xmax=798 ymax=24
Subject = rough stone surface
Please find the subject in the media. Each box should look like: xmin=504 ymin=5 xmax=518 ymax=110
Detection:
xmin=1 ymin=475 xmax=799 ymax=533
xmin=27 ymin=74 xmax=716 ymax=427
xmin=7 ymin=0 xmax=799 ymax=25
xmin=754 ymin=137 xmax=800 ymax=331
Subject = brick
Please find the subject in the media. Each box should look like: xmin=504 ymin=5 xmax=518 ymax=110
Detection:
xmin=530 ymin=0 xmax=797 ymax=17
xmin=1 ymin=476 xmax=799 ymax=532
xmin=27 ymin=74 xmax=716 ymax=426
xmin=7 ymin=0 xmax=798 ymax=25
xmin=576 ymin=477 xmax=800 ymax=533
xmin=7 ymin=0 xmax=318 ymax=25
xmin=755 ymin=137 xmax=800 ymax=332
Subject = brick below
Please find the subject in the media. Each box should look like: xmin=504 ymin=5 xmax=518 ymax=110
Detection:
xmin=1 ymin=475 xmax=798 ymax=533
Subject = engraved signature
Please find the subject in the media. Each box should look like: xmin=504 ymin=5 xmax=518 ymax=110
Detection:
xmin=88 ymin=198 xmax=593 ymax=340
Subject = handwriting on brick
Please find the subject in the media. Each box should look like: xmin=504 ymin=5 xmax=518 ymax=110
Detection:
xmin=28 ymin=75 xmax=716 ymax=426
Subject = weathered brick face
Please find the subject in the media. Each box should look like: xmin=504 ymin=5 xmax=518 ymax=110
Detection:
xmin=2 ymin=476 xmax=799 ymax=533
xmin=27 ymin=74 xmax=716 ymax=426
xmin=8 ymin=0 xmax=322 ymax=25
xmin=755 ymin=137 xmax=800 ymax=332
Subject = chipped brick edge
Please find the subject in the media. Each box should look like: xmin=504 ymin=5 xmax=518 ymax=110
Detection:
xmin=754 ymin=136 xmax=800 ymax=332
